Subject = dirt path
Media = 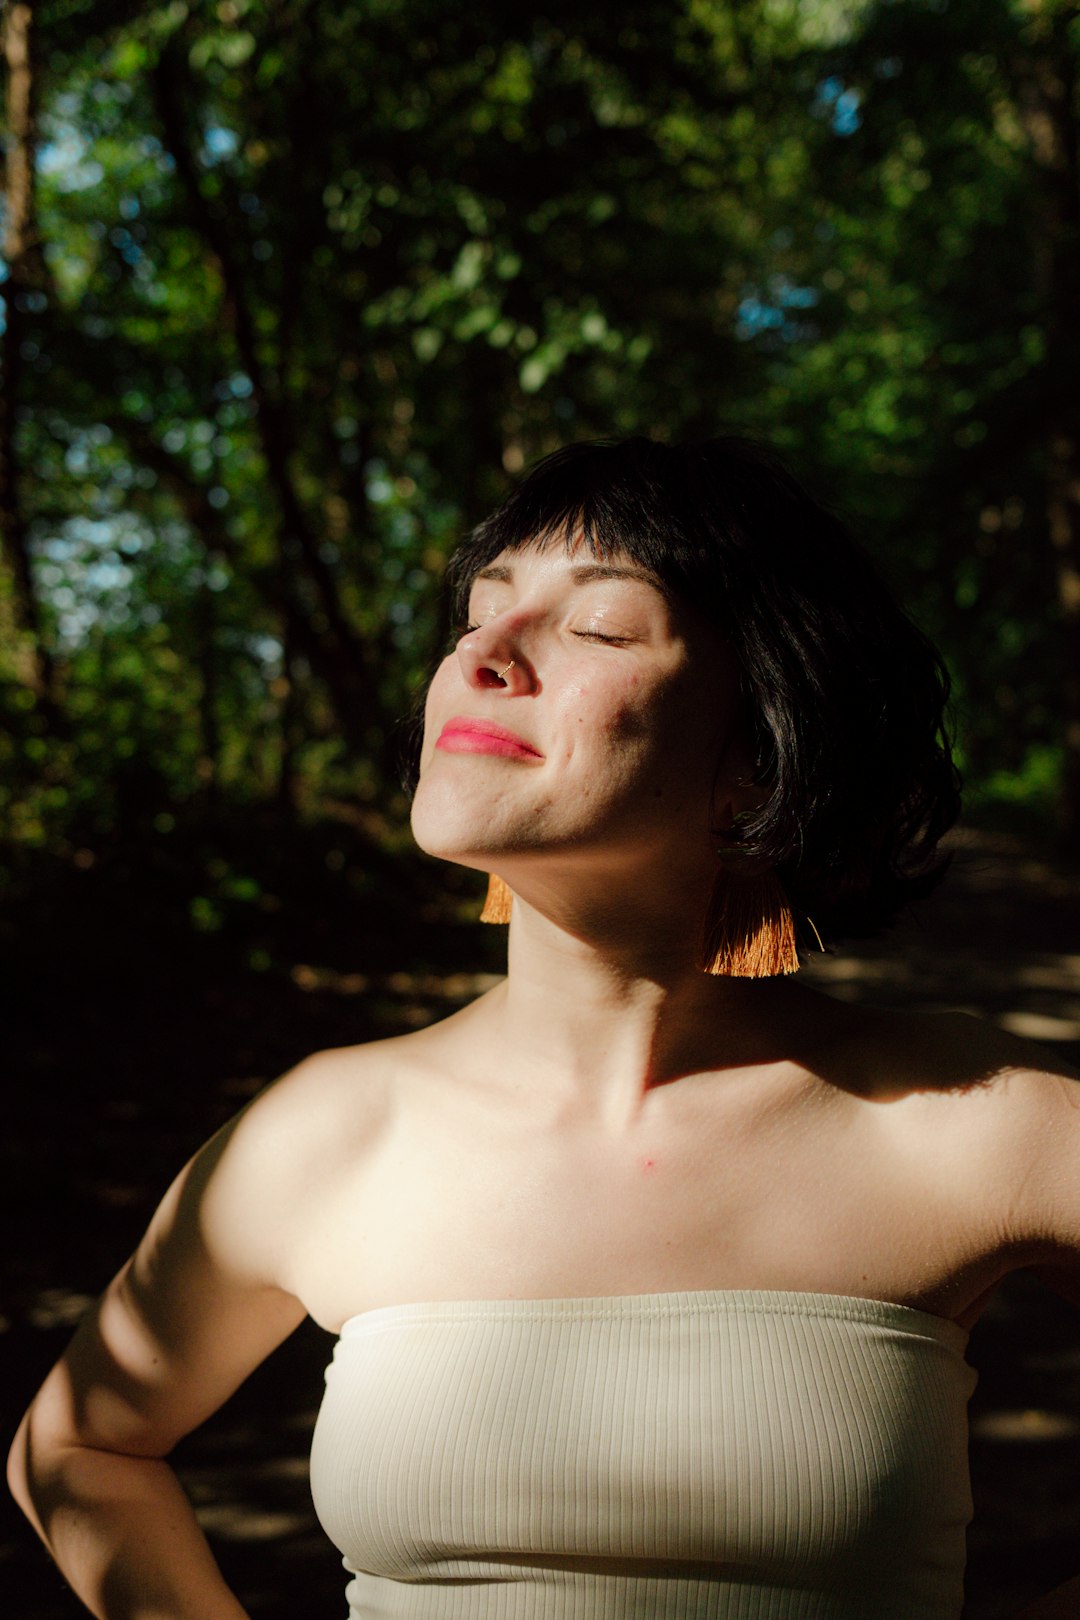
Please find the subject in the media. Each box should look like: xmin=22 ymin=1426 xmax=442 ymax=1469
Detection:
xmin=2 ymin=829 xmax=1078 ymax=1618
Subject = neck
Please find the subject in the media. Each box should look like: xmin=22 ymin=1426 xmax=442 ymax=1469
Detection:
xmin=485 ymin=878 xmax=807 ymax=1127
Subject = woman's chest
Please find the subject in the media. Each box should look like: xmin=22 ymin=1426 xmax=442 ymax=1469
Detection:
xmin=291 ymin=1076 xmax=1003 ymax=1332
xmin=309 ymin=1292 xmax=975 ymax=1617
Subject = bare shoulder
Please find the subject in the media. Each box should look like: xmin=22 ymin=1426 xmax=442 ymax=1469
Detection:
xmin=11 ymin=1026 xmax=473 ymax=1466
xmin=904 ymin=1006 xmax=1078 ymax=1088
xmin=222 ymin=1004 xmax=483 ymax=1165
xmin=199 ymin=1030 xmax=432 ymax=1280
xmin=911 ymin=1008 xmax=1078 ymax=1164
xmin=898 ymin=1005 xmax=1076 ymax=1118
xmin=222 ymin=1037 xmax=400 ymax=1160
xmin=817 ymin=996 xmax=1078 ymax=1103
xmin=918 ymin=1012 xmax=1080 ymax=1292
xmin=824 ymin=999 xmax=1080 ymax=1247
xmin=804 ymin=991 xmax=1080 ymax=1178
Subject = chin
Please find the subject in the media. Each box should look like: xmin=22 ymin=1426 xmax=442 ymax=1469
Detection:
xmin=409 ymin=775 xmax=494 ymax=866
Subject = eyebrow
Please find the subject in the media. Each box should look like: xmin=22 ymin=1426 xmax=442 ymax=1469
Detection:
xmin=474 ymin=562 xmax=663 ymax=590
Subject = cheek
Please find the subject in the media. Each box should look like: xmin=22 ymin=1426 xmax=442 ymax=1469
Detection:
xmin=417 ymin=658 xmax=458 ymax=769
xmin=560 ymin=675 xmax=674 ymax=796
xmin=610 ymin=670 xmax=729 ymax=804
xmin=557 ymin=673 xmax=646 ymax=755
xmin=608 ymin=669 xmax=686 ymax=750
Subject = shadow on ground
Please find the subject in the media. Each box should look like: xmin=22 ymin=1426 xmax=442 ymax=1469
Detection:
xmin=2 ymin=822 xmax=1078 ymax=1618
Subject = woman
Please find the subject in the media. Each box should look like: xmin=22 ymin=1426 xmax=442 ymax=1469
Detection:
xmin=9 ymin=435 xmax=1080 ymax=1619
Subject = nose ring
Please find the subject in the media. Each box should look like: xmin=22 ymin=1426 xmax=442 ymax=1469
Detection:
xmin=497 ymin=660 xmax=515 ymax=681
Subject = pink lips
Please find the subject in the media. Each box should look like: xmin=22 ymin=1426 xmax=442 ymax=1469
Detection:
xmin=436 ymin=717 xmax=543 ymax=761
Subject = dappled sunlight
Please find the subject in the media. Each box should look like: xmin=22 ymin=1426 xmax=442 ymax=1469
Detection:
xmin=288 ymin=962 xmax=505 ymax=1029
xmin=24 ymin=1289 xmax=95 ymax=1332
xmin=290 ymin=962 xmax=502 ymax=1001
xmin=803 ymin=954 xmax=913 ymax=987
xmin=193 ymin=1502 xmax=314 ymax=1543
xmin=291 ymin=964 xmax=370 ymax=994
xmin=1015 ymin=954 xmax=1080 ymax=992
xmin=998 ymin=1010 xmax=1080 ymax=1043
xmin=6 ymin=0 xmax=1079 ymax=1609
xmin=801 ymin=847 xmax=1080 ymax=1082
xmin=806 ymin=947 xmax=1080 ymax=1043
xmin=972 ymin=1407 xmax=1080 ymax=1442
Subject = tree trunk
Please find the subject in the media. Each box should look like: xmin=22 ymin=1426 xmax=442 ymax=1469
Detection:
xmin=149 ymin=48 xmax=379 ymax=759
xmin=0 ymin=0 xmax=55 ymax=707
xmin=104 ymin=412 xmax=380 ymax=761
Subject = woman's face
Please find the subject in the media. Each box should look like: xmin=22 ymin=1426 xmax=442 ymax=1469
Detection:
xmin=410 ymin=539 xmax=748 ymax=878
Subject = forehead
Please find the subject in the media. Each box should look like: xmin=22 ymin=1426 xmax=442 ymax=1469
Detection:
xmin=468 ymin=533 xmax=669 ymax=597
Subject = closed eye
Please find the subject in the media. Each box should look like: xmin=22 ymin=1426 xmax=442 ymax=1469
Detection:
xmin=572 ymin=629 xmax=632 ymax=645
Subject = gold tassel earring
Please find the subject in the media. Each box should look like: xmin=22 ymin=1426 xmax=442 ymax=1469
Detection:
xmin=700 ymin=866 xmax=799 ymax=978
xmin=479 ymin=874 xmax=513 ymax=923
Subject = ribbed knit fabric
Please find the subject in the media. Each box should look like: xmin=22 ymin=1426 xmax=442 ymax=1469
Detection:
xmin=310 ymin=1291 xmax=976 ymax=1619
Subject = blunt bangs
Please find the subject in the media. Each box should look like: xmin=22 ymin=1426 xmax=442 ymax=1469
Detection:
xmin=445 ymin=439 xmax=723 ymax=611
xmin=438 ymin=435 xmax=960 ymax=943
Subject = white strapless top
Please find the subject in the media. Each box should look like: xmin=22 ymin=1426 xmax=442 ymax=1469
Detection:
xmin=310 ymin=1290 xmax=976 ymax=1618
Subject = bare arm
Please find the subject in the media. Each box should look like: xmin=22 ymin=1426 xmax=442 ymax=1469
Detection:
xmin=9 ymin=1380 xmax=254 ymax=1620
xmin=8 ymin=1082 xmax=311 ymax=1618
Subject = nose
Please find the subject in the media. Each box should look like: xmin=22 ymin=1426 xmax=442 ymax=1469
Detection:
xmin=456 ymin=623 xmax=531 ymax=692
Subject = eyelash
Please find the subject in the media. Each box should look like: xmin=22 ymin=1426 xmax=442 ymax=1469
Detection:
xmin=460 ymin=622 xmax=627 ymax=647
xmin=572 ymin=629 xmax=628 ymax=645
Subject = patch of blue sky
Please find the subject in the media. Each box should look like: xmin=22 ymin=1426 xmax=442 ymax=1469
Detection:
xmin=814 ymin=75 xmax=863 ymax=137
xmin=34 ymin=513 xmax=153 ymax=647
xmin=214 ymin=372 xmax=254 ymax=400
xmin=41 ymin=103 xmax=174 ymax=190
xmin=250 ymin=635 xmax=284 ymax=678
xmin=108 ymin=225 xmax=143 ymax=267
xmin=735 ymin=276 xmax=819 ymax=343
xmin=202 ymin=125 xmax=240 ymax=164
xmin=39 ymin=132 xmax=105 ymax=192
xmin=39 ymin=518 xmax=116 ymax=558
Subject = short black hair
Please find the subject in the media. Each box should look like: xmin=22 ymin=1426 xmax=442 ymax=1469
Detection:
xmin=438 ymin=434 xmax=960 ymax=942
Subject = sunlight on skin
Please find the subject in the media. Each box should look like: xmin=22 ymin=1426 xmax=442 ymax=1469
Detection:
xmin=10 ymin=536 xmax=1080 ymax=1619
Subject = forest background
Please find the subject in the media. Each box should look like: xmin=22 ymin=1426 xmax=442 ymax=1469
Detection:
xmin=3 ymin=2 xmax=1080 ymax=1617
xmin=4 ymin=0 xmax=1080 ymax=870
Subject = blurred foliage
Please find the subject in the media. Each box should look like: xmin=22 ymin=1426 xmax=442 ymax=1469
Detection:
xmin=2 ymin=0 xmax=1079 ymax=860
